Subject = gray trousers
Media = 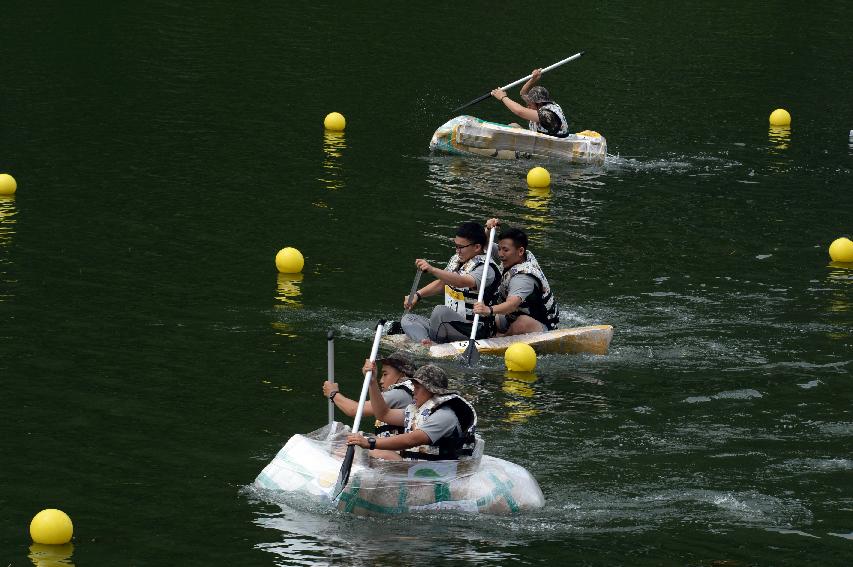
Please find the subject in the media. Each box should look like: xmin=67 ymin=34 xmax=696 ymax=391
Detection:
xmin=401 ymin=305 xmax=487 ymax=343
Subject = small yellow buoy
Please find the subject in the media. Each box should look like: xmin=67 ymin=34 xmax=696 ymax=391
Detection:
xmin=0 ymin=173 xmax=17 ymax=195
xmin=829 ymin=237 xmax=853 ymax=263
xmin=30 ymin=509 xmax=73 ymax=545
xmin=526 ymin=166 xmax=550 ymax=188
xmin=769 ymin=108 xmax=791 ymax=127
xmin=505 ymin=342 xmax=537 ymax=372
xmin=275 ymin=247 xmax=304 ymax=274
xmin=324 ymin=112 xmax=346 ymax=132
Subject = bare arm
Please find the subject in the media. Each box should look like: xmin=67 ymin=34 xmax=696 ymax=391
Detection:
xmin=472 ymin=295 xmax=523 ymax=316
xmin=348 ymin=429 xmax=431 ymax=450
xmin=417 ymin=258 xmax=477 ymax=289
xmin=519 ymin=68 xmax=542 ymax=97
xmin=366 ymin=368 xmax=405 ymax=426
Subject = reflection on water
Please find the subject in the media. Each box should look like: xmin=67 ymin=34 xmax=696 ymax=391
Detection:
xmin=522 ymin=186 xmax=552 ymax=235
xmin=319 ymin=131 xmax=346 ymax=192
xmin=29 ymin=543 xmax=75 ymax=567
xmin=275 ymin=273 xmax=303 ymax=308
xmin=501 ymin=371 xmax=540 ymax=424
xmin=0 ymin=195 xmax=16 ymax=246
xmin=768 ymin=126 xmax=790 ymax=151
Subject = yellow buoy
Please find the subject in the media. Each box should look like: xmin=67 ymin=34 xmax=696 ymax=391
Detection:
xmin=829 ymin=237 xmax=853 ymax=263
xmin=0 ymin=173 xmax=17 ymax=195
xmin=504 ymin=342 xmax=537 ymax=372
xmin=769 ymin=108 xmax=791 ymax=127
xmin=324 ymin=112 xmax=346 ymax=132
xmin=275 ymin=247 xmax=304 ymax=274
xmin=30 ymin=509 xmax=73 ymax=545
xmin=526 ymin=166 xmax=550 ymax=188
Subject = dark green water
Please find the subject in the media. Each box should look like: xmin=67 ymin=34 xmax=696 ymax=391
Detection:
xmin=2 ymin=2 xmax=851 ymax=565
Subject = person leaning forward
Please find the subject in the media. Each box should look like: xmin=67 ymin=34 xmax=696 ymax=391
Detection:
xmin=400 ymin=221 xmax=501 ymax=345
xmin=472 ymin=218 xmax=560 ymax=336
xmin=490 ymin=68 xmax=571 ymax=138
xmin=346 ymin=364 xmax=478 ymax=461
xmin=323 ymin=351 xmax=416 ymax=437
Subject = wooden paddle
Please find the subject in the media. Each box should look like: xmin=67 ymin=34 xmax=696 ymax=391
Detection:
xmin=452 ymin=51 xmax=585 ymax=114
xmin=461 ymin=226 xmax=497 ymax=366
xmin=332 ymin=320 xmax=385 ymax=499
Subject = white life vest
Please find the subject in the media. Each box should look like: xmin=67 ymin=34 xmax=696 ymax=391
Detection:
xmin=400 ymin=393 xmax=477 ymax=461
xmin=374 ymin=380 xmax=414 ymax=438
xmin=528 ymin=102 xmax=570 ymax=138
xmin=443 ymin=252 xmax=501 ymax=320
xmin=497 ymin=251 xmax=560 ymax=330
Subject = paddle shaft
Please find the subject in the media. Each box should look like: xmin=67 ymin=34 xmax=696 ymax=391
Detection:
xmin=350 ymin=322 xmax=386 ymax=434
xmin=327 ymin=330 xmax=335 ymax=426
xmin=463 ymin=226 xmax=498 ymax=364
xmin=402 ymin=269 xmax=424 ymax=319
xmin=452 ymin=51 xmax=585 ymax=114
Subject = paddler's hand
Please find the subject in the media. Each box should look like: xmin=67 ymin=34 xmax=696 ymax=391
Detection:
xmin=530 ymin=68 xmax=542 ymax=82
xmin=472 ymin=301 xmax=491 ymax=316
xmin=362 ymin=359 xmax=376 ymax=376
xmin=485 ymin=217 xmax=501 ymax=230
xmin=403 ymin=292 xmax=419 ymax=309
xmin=322 ymin=380 xmax=338 ymax=398
xmin=346 ymin=434 xmax=369 ymax=448
xmin=415 ymin=258 xmax=434 ymax=274
xmin=491 ymin=88 xmax=507 ymax=101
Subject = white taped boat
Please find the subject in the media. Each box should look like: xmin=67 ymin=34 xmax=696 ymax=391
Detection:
xmin=255 ymin=423 xmax=544 ymax=516
xmin=429 ymin=115 xmax=607 ymax=164
xmin=383 ymin=324 xmax=614 ymax=359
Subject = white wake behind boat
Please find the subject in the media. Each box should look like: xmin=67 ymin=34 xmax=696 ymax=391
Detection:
xmin=383 ymin=324 xmax=614 ymax=359
xmin=255 ymin=423 xmax=544 ymax=516
xmin=429 ymin=115 xmax=607 ymax=164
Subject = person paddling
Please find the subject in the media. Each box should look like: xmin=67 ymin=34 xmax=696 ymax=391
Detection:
xmin=490 ymin=68 xmax=570 ymax=138
xmin=346 ymin=364 xmax=477 ymax=461
xmin=400 ymin=221 xmax=500 ymax=344
xmin=323 ymin=351 xmax=416 ymax=437
xmin=472 ymin=218 xmax=560 ymax=336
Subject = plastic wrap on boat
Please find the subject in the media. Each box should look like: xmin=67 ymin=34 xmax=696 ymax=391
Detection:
xmin=429 ymin=115 xmax=607 ymax=164
xmin=255 ymin=423 xmax=545 ymax=515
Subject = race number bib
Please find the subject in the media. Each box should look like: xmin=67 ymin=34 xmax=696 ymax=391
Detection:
xmin=444 ymin=285 xmax=467 ymax=316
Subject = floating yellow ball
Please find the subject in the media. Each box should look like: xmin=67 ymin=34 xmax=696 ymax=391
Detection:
xmin=275 ymin=247 xmax=304 ymax=274
xmin=769 ymin=108 xmax=791 ymax=127
xmin=0 ymin=173 xmax=17 ymax=195
xmin=527 ymin=166 xmax=550 ymax=188
xmin=829 ymin=237 xmax=853 ymax=263
xmin=505 ymin=342 xmax=537 ymax=372
xmin=324 ymin=112 xmax=346 ymax=132
xmin=30 ymin=509 xmax=73 ymax=545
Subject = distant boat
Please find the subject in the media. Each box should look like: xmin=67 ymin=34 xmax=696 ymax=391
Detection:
xmin=255 ymin=423 xmax=545 ymax=516
xmin=430 ymin=115 xmax=607 ymax=164
xmin=383 ymin=325 xmax=614 ymax=358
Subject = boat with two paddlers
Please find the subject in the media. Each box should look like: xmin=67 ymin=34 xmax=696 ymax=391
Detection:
xmin=383 ymin=324 xmax=614 ymax=359
xmin=430 ymin=115 xmax=607 ymax=165
xmin=254 ymin=423 xmax=544 ymax=515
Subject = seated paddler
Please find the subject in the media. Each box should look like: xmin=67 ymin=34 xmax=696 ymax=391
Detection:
xmin=490 ymin=67 xmax=570 ymax=138
xmin=399 ymin=221 xmax=501 ymax=345
xmin=346 ymin=364 xmax=477 ymax=461
xmin=323 ymin=351 xmax=416 ymax=437
xmin=472 ymin=218 xmax=561 ymax=337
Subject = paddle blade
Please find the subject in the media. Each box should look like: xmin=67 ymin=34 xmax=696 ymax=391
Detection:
xmin=461 ymin=338 xmax=480 ymax=367
xmin=332 ymin=444 xmax=356 ymax=499
xmin=452 ymin=92 xmax=491 ymax=114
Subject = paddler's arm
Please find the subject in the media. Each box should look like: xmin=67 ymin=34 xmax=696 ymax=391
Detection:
xmin=491 ymin=88 xmax=538 ymax=123
xmin=322 ymin=381 xmax=374 ymax=418
xmin=519 ymin=68 xmax=542 ymax=98
xmin=416 ymin=258 xmax=477 ymax=290
xmin=473 ymin=295 xmax=522 ymax=317
xmin=347 ymin=430 xmax=431 ymax=450
xmin=364 ymin=363 xmax=405 ymax=426
xmin=404 ymin=271 xmax=444 ymax=309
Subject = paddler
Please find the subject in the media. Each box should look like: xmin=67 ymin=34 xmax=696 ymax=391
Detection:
xmin=323 ymin=351 xmax=416 ymax=437
xmin=346 ymin=364 xmax=477 ymax=461
xmin=491 ymin=68 xmax=570 ymax=138
xmin=399 ymin=221 xmax=501 ymax=344
xmin=472 ymin=218 xmax=561 ymax=336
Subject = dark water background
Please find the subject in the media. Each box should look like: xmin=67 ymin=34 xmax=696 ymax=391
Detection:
xmin=1 ymin=2 xmax=851 ymax=565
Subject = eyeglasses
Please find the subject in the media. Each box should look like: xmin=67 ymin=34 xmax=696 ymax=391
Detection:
xmin=453 ymin=242 xmax=476 ymax=251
